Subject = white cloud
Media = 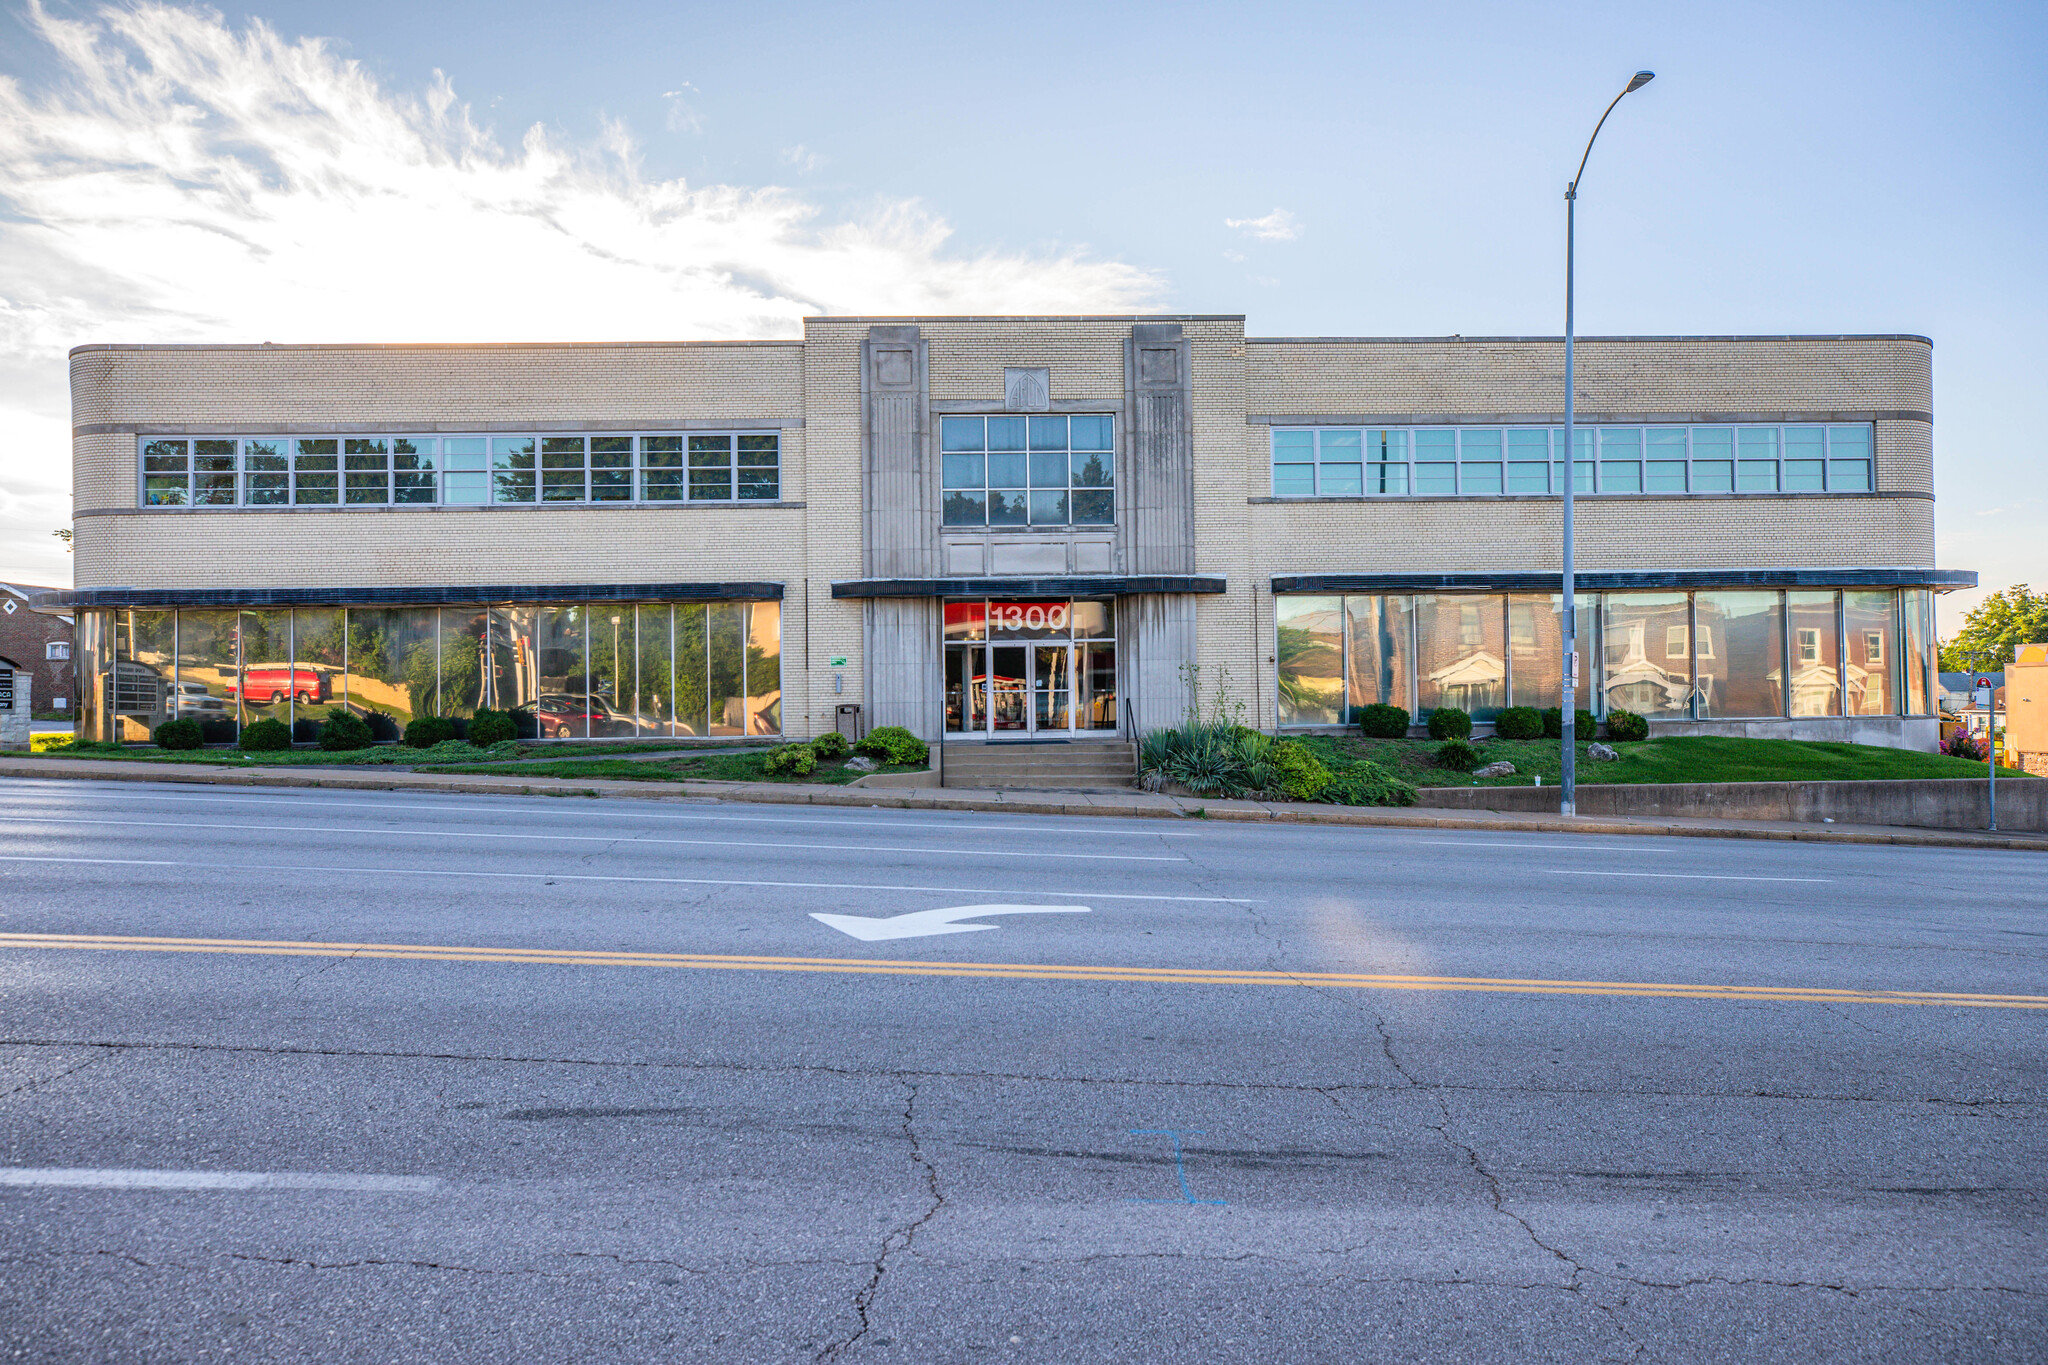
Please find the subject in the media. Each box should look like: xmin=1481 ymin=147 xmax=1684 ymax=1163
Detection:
xmin=1224 ymin=208 xmax=1301 ymax=242
xmin=779 ymin=143 xmax=823 ymax=173
xmin=662 ymin=84 xmax=703 ymax=135
xmin=0 ymin=2 xmax=1162 ymax=584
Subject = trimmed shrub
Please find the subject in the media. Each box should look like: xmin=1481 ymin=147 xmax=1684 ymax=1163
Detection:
xmin=318 ymin=708 xmax=373 ymax=751
xmin=762 ymin=742 xmax=818 ymax=776
xmin=238 ymin=717 xmax=291 ymax=752
xmin=404 ymin=715 xmax=457 ymax=749
xmin=1356 ymin=702 xmax=1411 ymax=739
xmin=1541 ymin=707 xmax=1600 ymax=740
xmin=1943 ymin=728 xmax=1985 ymax=761
xmin=1493 ymin=706 xmax=1543 ymax=740
xmin=811 ymin=730 xmax=851 ymax=760
xmin=1435 ymin=737 xmax=1481 ymax=772
xmin=1426 ymin=706 xmax=1472 ymax=741
xmin=1267 ymin=738 xmax=1330 ymax=802
xmin=855 ymin=725 xmax=929 ymax=766
xmin=1606 ymin=708 xmax=1649 ymax=743
xmin=153 ymin=717 xmax=204 ymax=751
xmin=467 ymin=708 xmax=518 ymax=747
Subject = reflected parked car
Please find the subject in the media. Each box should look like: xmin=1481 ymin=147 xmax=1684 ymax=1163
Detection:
xmin=531 ymin=692 xmax=634 ymax=739
xmin=172 ymin=681 xmax=229 ymax=716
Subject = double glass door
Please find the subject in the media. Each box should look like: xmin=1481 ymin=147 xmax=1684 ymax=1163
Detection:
xmin=944 ymin=599 xmax=1117 ymax=738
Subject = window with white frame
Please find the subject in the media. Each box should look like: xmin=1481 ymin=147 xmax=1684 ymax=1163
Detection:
xmin=1268 ymin=424 xmax=1874 ymax=498
xmin=139 ymin=433 xmax=780 ymax=507
xmin=940 ymin=414 xmax=1115 ymax=526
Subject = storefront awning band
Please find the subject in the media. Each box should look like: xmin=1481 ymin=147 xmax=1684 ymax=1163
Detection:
xmin=830 ymin=575 xmax=1227 ymax=599
xmin=31 ymin=582 xmax=784 ymax=614
xmin=1271 ymin=568 xmax=1978 ymax=594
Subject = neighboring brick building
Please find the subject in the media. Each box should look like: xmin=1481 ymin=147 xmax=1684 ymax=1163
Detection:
xmin=1 ymin=582 xmax=74 ymax=716
xmin=41 ymin=319 xmax=1971 ymax=750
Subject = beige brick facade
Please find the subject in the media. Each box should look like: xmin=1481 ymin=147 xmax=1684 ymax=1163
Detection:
xmin=63 ymin=322 xmax=1956 ymax=744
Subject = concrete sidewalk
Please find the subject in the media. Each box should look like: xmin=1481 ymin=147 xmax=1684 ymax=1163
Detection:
xmin=4 ymin=754 xmax=2044 ymax=852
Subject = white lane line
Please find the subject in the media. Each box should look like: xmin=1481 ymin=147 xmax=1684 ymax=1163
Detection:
xmin=0 ymin=783 xmax=1200 ymax=837
xmin=1 ymin=815 xmax=1184 ymax=863
xmin=1413 ymin=840 xmax=1654 ymax=852
xmin=1546 ymin=869 xmax=1835 ymax=884
xmin=0 ymin=855 xmax=1262 ymax=903
xmin=0 ymin=1167 xmax=439 ymax=1193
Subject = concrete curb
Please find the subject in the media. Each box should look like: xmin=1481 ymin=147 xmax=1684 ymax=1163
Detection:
xmin=3 ymin=757 xmax=2045 ymax=853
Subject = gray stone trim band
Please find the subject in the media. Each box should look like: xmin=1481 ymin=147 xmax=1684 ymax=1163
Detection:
xmin=34 ymin=582 xmax=785 ymax=611
xmin=1270 ymin=568 xmax=1978 ymax=594
xmin=1247 ymin=411 xmax=1932 ymax=426
xmin=75 ymin=419 xmax=803 ymax=436
xmin=832 ymin=575 xmax=1227 ymax=599
xmin=1246 ymin=492 xmax=1933 ymax=504
xmin=929 ymin=400 xmax=1125 ymax=415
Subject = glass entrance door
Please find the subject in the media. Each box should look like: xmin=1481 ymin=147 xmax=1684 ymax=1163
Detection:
xmin=943 ymin=599 xmax=1117 ymax=739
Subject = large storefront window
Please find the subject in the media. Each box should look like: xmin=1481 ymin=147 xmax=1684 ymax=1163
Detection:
xmin=1273 ymin=587 xmax=1939 ymax=731
xmin=944 ymin=599 xmax=1116 ymax=736
xmin=79 ymin=600 xmax=780 ymax=744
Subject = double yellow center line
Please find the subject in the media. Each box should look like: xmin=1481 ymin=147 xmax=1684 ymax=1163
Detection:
xmin=3 ymin=932 xmax=2044 ymax=1010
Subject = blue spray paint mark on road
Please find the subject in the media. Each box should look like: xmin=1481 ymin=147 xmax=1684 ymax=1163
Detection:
xmin=1126 ymin=1129 xmax=1227 ymax=1206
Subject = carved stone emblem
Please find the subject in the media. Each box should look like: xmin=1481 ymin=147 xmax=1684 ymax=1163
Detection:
xmin=1004 ymin=367 xmax=1050 ymax=411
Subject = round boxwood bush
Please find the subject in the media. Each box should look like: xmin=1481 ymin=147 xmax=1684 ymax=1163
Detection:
xmin=1356 ymin=702 xmax=1412 ymax=739
xmin=1493 ymin=705 xmax=1542 ymax=740
xmin=238 ymin=717 xmax=291 ymax=752
xmin=1267 ymin=738 xmax=1331 ymax=802
xmin=318 ymin=708 xmax=372 ymax=751
xmin=811 ymin=730 xmax=850 ymax=760
xmin=1541 ymin=707 xmax=1600 ymax=740
xmin=1606 ymin=708 xmax=1649 ymax=743
xmin=467 ymin=708 xmax=517 ymax=747
xmin=855 ymin=725 xmax=929 ymax=766
xmin=404 ymin=715 xmax=457 ymax=749
xmin=762 ymin=742 xmax=819 ymax=777
xmin=152 ymin=717 xmax=204 ymax=750
xmin=1435 ymin=738 xmax=1481 ymax=772
xmin=1426 ymin=706 xmax=1472 ymax=741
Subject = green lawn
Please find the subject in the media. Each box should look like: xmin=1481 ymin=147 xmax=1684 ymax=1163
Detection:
xmin=420 ymin=752 xmax=921 ymax=785
xmin=1313 ymin=734 xmax=2035 ymax=788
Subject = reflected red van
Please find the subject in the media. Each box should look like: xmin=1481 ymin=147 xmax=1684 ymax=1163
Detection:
xmin=233 ymin=665 xmax=327 ymax=705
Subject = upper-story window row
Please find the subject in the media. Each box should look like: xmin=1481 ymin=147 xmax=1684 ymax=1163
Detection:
xmin=940 ymin=415 xmax=1114 ymax=527
xmin=138 ymin=433 xmax=781 ymax=508
xmin=1269 ymin=424 xmax=1874 ymax=498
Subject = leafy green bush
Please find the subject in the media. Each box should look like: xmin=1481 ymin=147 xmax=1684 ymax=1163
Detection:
xmin=762 ymin=742 xmax=818 ymax=776
xmin=1436 ymin=738 xmax=1481 ymax=772
xmin=1140 ymin=722 xmax=1272 ymax=798
xmin=238 ymin=717 xmax=291 ymax=752
xmin=1426 ymin=706 xmax=1472 ymax=740
xmin=1267 ymin=738 xmax=1330 ymax=802
xmin=153 ymin=718 xmax=203 ymax=750
xmin=1542 ymin=707 xmax=1600 ymax=739
xmin=467 ymin=708 xmax=517 ymax=747
xmin=318 ymin=708 xmax=372 ymax=751
xmin=855 ymin=725 xmax=929 ymax=766
xmin=404 ymin=715 xmax=457 ymax=749
xmin=1494 ymin=706 xmax=1543 ymax=740
xmin=812 ymin=730 xmax=850 ymax=760
xmin=1356 ymin=702 xmax=1411 ymax=738
xmin=1294 ymin=736 xmax=1419 ymax=807
xmin=1606 ymin=708 xmax=1649 ymax=742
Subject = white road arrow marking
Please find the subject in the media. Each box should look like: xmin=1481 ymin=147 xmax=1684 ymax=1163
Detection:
xmin=809 ymin=904 xmax=1091 ymax=942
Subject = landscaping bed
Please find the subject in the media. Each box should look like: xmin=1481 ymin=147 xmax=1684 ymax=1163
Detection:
xmin=1332 ymin=733 xmax=2034 ymax=787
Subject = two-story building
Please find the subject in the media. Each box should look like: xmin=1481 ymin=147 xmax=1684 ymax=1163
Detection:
xmin=43 ymin=316 xmax=1969 ymax=759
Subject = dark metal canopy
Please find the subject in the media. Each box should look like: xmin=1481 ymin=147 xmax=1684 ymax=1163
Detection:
xmin=31 ymin=582 xmax=784 ymax=613
xmin=831 ymin=575 xmax=1227 ymax=599
xmin=1270 ymin=568 xmax=1978 ymax=595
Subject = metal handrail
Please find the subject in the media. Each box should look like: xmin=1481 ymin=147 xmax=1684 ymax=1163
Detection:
xmin=1123 ymin=696 xmax=1139 ymax=778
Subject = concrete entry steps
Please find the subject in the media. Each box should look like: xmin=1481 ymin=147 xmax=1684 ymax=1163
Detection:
xmin=941 ymin=739 xmax=1137 ymax=790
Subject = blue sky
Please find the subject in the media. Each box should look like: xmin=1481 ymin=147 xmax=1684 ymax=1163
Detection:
xmin=0 ymin=0 xmax=2040 ymax=627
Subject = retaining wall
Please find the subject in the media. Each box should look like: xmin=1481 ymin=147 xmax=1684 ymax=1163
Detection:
xmin=1415 ymin=776 xmax=2045 ymax=833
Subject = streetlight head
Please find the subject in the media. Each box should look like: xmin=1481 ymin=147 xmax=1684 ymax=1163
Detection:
xmin=1626 ymin=70 xmax=1656 ymax=92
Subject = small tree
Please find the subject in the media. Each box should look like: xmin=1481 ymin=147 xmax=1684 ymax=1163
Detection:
xmin=1940 ymin=584 xmax=2048 ymax=673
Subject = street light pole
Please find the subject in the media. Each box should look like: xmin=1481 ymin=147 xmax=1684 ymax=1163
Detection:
xmin=1560 ymin=69 xmax=1654 ymax=818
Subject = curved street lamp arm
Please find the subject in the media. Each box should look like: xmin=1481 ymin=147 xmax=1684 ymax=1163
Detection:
xmin=1567 ymin=85 xmax=1635 ymax=199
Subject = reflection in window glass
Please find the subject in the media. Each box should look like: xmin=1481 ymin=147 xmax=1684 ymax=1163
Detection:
xmin=745 ymin=600 xmax=782 ymax=736
xmin=1903 ymin=588 xmax=1934 ymax=716
xmin=1416 ymin=595 xmax=1505 ymax=721
xmin=708 ymin=602 xmax=746 ymax=735
xmin=1506 ymin=595 xmax=1591 ymax=711
xmin=588 ymin=608 xmax=632 ymax=737
xmin=236 ymin=609 xmax=295 ymax=732
xmin=288 ymin=608 xmax=348 ymax=736
xmin=491 ymin=438 xmax=536 ymax=503
xmin=634 ymin=604 xmax=674 ymax=738
xmin=439 ymin=610 xmax=488 ymax=719
xmin=1602 ymin=595 xmax=1691 ymax=717
xmin=674 ymin=603 xmax=708 ymax=736
xmin=1276 ymin=596 xmax=1344 ymax=725
xmin=1787 ymin=591 xmax=1840 ymax=717
xmin=350 ymin=608 xmax=437 ymax=726
xmin=1694 ymin=591 xmax=1785 ymax=718
xmin=175 ymin=609 xmax=242 ymax=742
xmin=114 ymin=609 xmax=176 ymax=740
xmin=1344 ymin=596 xmax=1413 ymax=718
xmin=938 ymin=414 xmax=1112 ymax=524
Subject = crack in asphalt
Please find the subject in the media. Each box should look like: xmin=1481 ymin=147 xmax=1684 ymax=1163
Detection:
xmin=0 ymin=1046 xmax=108 ymax=1101
xmin=818 ymin=1081 xmax=944 ymax=1363
xmin=0 ymin=1037 xmax=2034 ymax=1111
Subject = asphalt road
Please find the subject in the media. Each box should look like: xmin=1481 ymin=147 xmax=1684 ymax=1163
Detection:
xmin=1 ymin=776 xmax=2043 ymax=1364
